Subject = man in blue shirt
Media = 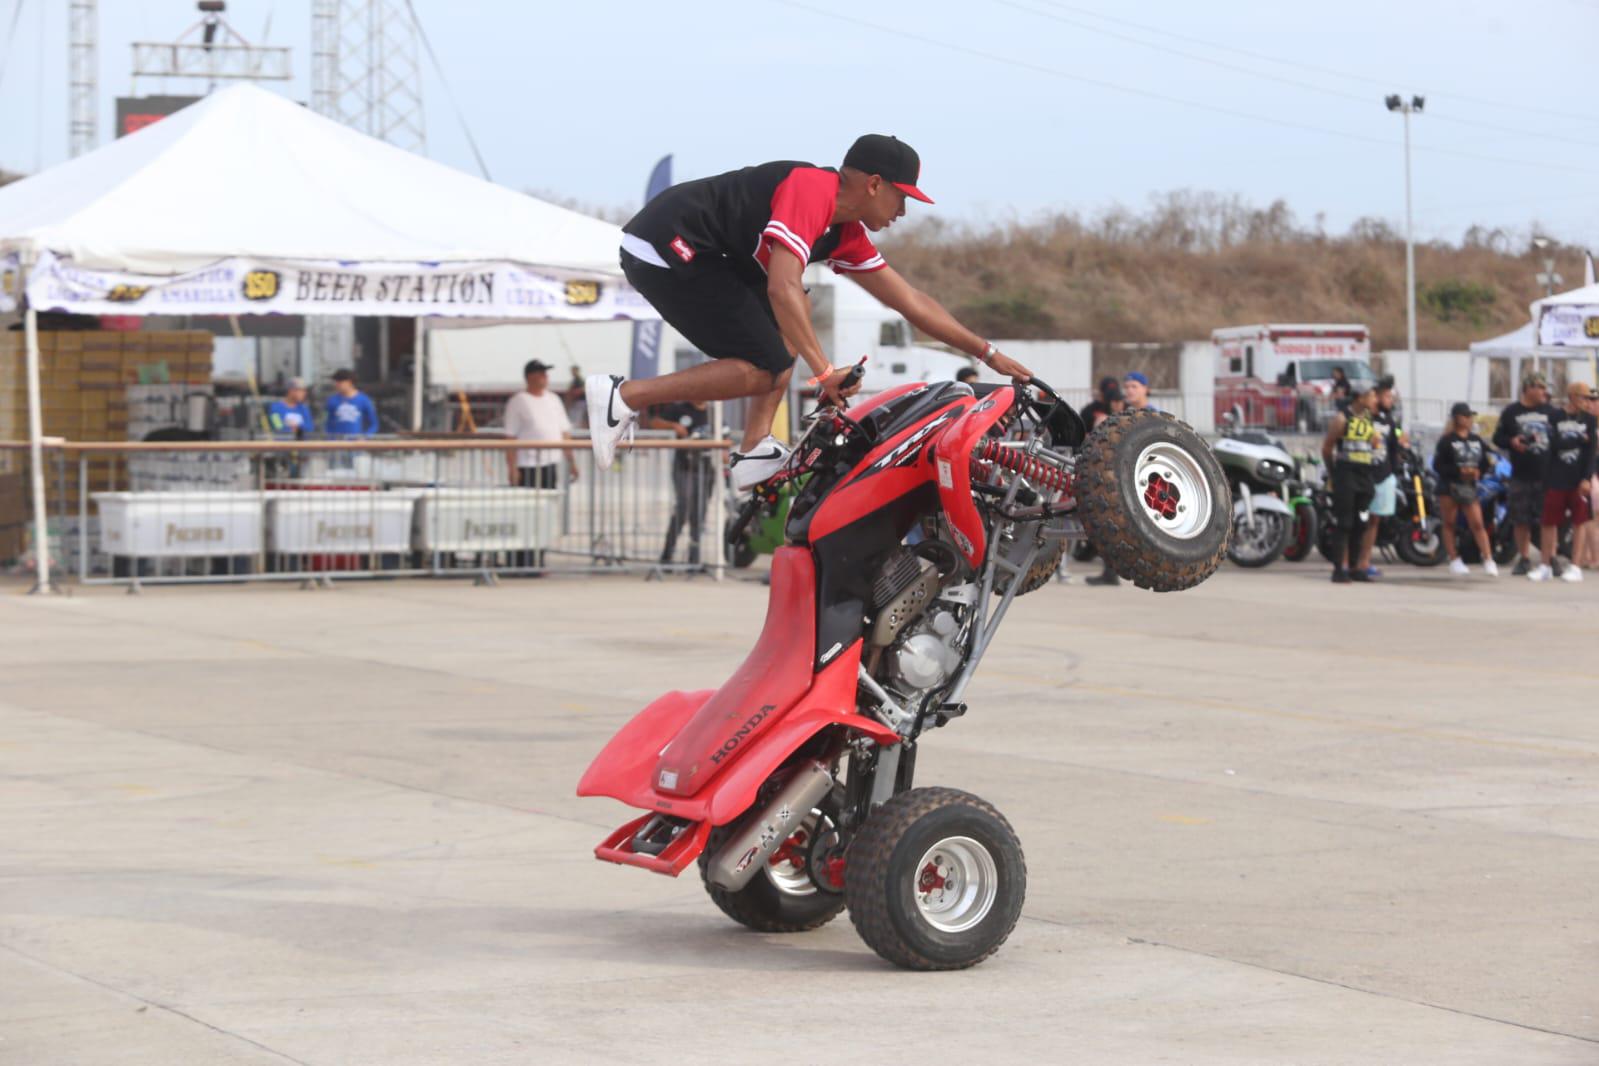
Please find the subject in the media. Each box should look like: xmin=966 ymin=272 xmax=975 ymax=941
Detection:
xmin=325 ymin=369 xmax=379 ymax=436
xmin=266 ymin=378 xmax=314 ymax=439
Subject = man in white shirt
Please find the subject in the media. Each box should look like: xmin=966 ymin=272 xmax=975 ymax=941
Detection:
xmin=504 ymin=359 xmax=579 ymax=488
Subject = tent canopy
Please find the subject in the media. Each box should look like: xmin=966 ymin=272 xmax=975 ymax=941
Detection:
xmin=1469 ymin=320 xmax=1536 ymax=357
xmin=0 ymin=84 xmax=649 ymax=322
xmin=0 ymin=83 xmax=624 ymax=274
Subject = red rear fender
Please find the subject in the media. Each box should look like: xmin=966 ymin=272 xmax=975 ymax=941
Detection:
xmin=575 ymin=641 xmax=898 ymax=828
xmin=576 ymin=689 xmax=715 ymax=807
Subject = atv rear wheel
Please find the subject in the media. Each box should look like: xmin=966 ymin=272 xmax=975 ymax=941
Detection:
xmin=700 ymin=814 xmax=845 ymax=933
xmin=845 ymin=787 xmax=1025 ymax=971
xmin=1075 ymin=411 xmax=1230 ymax=591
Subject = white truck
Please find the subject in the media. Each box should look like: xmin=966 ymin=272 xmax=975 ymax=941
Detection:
xmin=1212 ymin=323 xmax=1375 ymax=431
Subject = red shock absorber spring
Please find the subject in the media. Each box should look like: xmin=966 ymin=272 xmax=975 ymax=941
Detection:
xmin=973 ymin=439 xmax=1074 ymax=493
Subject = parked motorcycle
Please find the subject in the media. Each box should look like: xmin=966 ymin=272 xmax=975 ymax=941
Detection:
xmin=1213 ymin=419 xmax=1298 ymax=567
xmin=578 ymin=380 xmax=1229 ymax=970
xmin=1281 ymin=459 xmax=1323 ymax=563
xmin=1316 ymin=446 xmax=1444 ymax=567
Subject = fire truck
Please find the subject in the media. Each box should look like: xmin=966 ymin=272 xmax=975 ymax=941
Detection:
xmin=1212 ymin=324 xmax=1374 ymax=431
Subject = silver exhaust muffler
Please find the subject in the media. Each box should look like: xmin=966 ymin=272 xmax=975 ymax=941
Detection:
xmin=704 ymin=760 xmax=834 ymax=892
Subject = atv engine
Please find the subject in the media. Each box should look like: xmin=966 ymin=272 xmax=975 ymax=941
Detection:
xmin=886 ymin=608 xmax=964 ymax=695
xmin=868 ymin=545 xmax=972 ymax=704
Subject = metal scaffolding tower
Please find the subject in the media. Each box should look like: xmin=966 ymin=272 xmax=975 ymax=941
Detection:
xmin=68 ymin=0 xmax=97 ymax=157
xmin=311 ymin=0 xmax=426 ymax=152
xmin=131 ymin=4 xmax=292 ymax=91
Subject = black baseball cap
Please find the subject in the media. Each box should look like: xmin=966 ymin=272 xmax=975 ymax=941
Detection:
xmin=1450 ymin=402 xmax=1476 ymax=418
xmin=843 ymin=134 xmax=933 ymax=203
xmin=524 ymin=359 xmax=552 ymax=375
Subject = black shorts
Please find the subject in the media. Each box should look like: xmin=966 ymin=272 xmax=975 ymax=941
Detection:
xmin=1332 ymin=468 xmax=1376 ymax=531
xmin=1507 ymin=480 xmax=1543 ymax=527
xmin=621 ymin=251 xmax=794 ymax=377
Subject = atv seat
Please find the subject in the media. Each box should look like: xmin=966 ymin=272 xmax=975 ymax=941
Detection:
xmin=652 ymin=546 xmax=817 ymax=797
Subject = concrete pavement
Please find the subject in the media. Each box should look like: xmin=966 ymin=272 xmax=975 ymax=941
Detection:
xmin=1 ymin=562 xmax=1596 ymax=1064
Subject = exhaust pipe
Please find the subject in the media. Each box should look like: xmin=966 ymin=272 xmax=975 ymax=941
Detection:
xmin=704 ymin=760 xmax=834 ymax=892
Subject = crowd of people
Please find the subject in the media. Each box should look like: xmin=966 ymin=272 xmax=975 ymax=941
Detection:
xmin=264 ymin=368 xmax=380 ymax=439
xmin=1309 ymin=368 xmax=1596 ymax=584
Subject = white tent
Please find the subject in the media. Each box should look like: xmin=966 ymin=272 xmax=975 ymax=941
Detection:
xmin=1465 ymin=320 xmax=1589 ymax=405
xmin=0 ymin=84 xmax=649 ymax=589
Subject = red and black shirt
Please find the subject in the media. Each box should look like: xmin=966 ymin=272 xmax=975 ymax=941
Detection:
xmin=623 ymin=161 xmax=886 ymax=284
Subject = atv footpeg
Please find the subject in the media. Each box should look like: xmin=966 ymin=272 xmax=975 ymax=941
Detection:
xmin=595 ymin=813 xmax=710 ymax=876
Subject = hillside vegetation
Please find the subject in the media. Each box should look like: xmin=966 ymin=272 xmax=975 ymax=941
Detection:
xmin=882 ymin=192 xmax=1582 ymax=350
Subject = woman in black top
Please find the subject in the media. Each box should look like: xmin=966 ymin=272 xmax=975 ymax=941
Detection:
xmin=1434 ymin=402 xmax=1497 ymax=575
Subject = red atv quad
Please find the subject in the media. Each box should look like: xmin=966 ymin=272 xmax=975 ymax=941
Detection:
xmin=578 ymin=378 xmax=1229 ymax=969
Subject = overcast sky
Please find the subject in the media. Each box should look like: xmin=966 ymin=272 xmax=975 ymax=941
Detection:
xmin=2 ymin=0 xmax=1597 ymax=249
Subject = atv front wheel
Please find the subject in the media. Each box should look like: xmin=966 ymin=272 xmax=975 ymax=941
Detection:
xmin=1075 ymin=411 xmax=1230 ymax=591
xmin=845 ymin=787 xmax=1026 ymax=971
xmin=700 ymin=814 xmax=845 ymax=933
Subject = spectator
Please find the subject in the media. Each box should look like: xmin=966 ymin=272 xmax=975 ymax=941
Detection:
xmin=1330 ymin=367 xmax=1351 ymax=406
xmin=1321 ymin=380 xmax=1382 ymax=584
xmin=1080 ymin=376 xmax=1122 ymax=428
xmin=1580 ymin=390 xmax=1599 ymax=571
xmin=644 ymin=400 xmax=715 ymax=566
xmin=1086 ymin=374 xmax=1154 ymax=586
xmin=504 ymin=359 xmax=579 ymax=489
xmin=955 ymin=366 xmax=980 ymax=387
xmin=266 ymin=378 xmax=312 ymax=439
xmin=1354 ymin=375 xmax=1407 ymax=580
xmin=562 ymin=364 xmax=588 ymax=428
xmin=325 ymin=369 xmax=379 ymax=436
xmin=1492 ymin=372 xmax=1556 ymax=575
xmin=1529 ymin=381 xmax=1596 ymax=583
xmin=1434 ymin=402 xmax=1498 ymax=577
xmin=1122 ymin=371 xmax=1159 ymax=413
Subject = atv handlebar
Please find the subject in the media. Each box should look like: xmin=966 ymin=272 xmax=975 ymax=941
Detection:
xmin=814 ymin=356 xmax=868 ymax=406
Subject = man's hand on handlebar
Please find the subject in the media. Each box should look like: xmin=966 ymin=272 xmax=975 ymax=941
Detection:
xmin=816 ymin=360 xmax=866 ymax=407
xmin=987 ymin=347 xmax=1033 ymax=382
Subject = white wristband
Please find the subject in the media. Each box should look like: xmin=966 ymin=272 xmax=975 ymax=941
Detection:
xmin=979 ymin=342 xmax=998 ymax=364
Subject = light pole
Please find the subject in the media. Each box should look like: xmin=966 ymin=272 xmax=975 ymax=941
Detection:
xmin=1386 ymin=94 xmax=1423 ymax=416
xmin=1532 ymin=236 xmax=1563 ymax=297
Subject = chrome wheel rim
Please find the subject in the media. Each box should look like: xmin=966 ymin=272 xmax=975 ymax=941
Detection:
xmin=1232 ymin=511 xmax=1286 ymax=559
xmin=913 ymin=836 xmax=998 ymax=933
xmin=763 ymin=812 xmax=826 ymax=897
xmin=1134 ymin=442 xmax=1213 ymax=540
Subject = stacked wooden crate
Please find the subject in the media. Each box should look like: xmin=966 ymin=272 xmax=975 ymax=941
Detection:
xmin=0 ymin=329 xmax=214 ymax=562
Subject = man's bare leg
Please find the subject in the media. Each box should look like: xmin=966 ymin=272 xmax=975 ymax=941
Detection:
xmin=1357 ymin=515 xmax=1380 ymax=571
xmin=739 ymin=367 xmax=794 ymax=451
xmin=618 ymin=359 xmax=775 ymax=410
xmin=1515 ymin=523 xmax=1532 ymax=562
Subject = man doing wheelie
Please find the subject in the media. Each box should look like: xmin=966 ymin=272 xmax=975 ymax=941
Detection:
xmin=588 ymin=135 xmax=1032 ymax=489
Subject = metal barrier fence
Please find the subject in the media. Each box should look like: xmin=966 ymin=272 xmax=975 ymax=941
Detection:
xmin=10 ymin=436 xmax=733 ymax=588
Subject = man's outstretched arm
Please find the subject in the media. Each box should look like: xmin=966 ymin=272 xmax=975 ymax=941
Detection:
xmin=850 ymin=265 xmax=1032 ymax=381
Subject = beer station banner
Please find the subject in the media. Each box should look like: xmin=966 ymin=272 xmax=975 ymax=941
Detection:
xmin=0 ymin=251 xmax=655 ymax=321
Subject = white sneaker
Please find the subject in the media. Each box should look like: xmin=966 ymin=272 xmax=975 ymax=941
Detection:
xmin=1528 ymin=564 xmax=1552 ymax=582
xmin=1562 ymin=563 xmax=1584 ymax=583
xmin=1483 ymin=559 xmax=1499 ymax=577
xmin=586 ymin=374 xmax=637 ymax=469
xmin=1448 ymin=558 xmax=1469 ymax=576
xmin=729 ymin=435 xmax=792 ymax=491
